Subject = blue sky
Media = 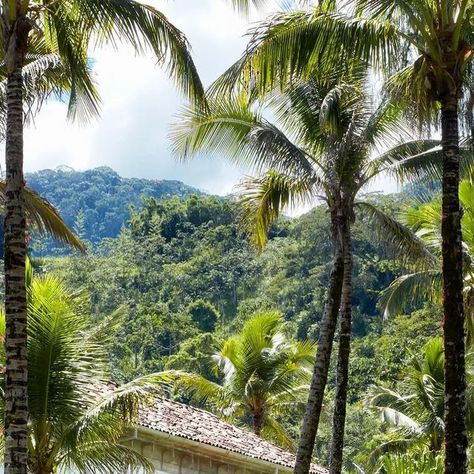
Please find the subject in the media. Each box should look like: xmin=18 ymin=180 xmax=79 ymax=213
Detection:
xmin=16 ymin=0 xmax=398 ymax=198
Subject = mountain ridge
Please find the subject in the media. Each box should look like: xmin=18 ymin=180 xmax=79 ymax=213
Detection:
xmin=26 ymin=166 xmax=203 ymax=243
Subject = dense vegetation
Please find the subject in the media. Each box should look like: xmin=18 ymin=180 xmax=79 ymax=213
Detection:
xmin=1 ymin=1 xmax=472 ymax=473
xmin=26 ymin=181 xmax=443 ymax=471
xmin=26 ymin=167 xmax=201 ymax=243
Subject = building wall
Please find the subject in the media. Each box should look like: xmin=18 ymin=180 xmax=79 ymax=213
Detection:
xmin=124 ymin=431 xmax=285 ymax=474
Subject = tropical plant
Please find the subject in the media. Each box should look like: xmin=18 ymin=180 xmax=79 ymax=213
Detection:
xmin=171 ymin=75 xmax=435 ymax=473
xmin=375 ymin=451 xmax=444 ymax=474
xmin=0 ymin=183 xmax=85 ymax=252
xmin=0 ymin=2 xmax=204 ymax=472
xmin=366 ymin=338 xmax=474 ymax=463
xmin=166 ymin=312 xmax=315 ymax=449
xmin=210 ymin=1 xmax=474 ymax=471
xmin=381 ymin=174 xmax=474 ymax=348
xmin=0 ymin=273 xmax=174 ymax=474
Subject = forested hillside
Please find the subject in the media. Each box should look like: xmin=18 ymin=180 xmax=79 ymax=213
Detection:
xmin=26 ymin=167 xmax=201 ymax=242
xmin=27 ymin=180 xmax=443 ymax=471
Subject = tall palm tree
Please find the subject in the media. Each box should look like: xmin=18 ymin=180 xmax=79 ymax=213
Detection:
xmin=366 ymin=338 xmax=474 ymax=463
xmin=0 ymin=3 xmax=204 ymax=473
xmin=381 ymin=172 xmax=474 ymax=348
xmin=0 ymin=273 xmax=171 ymax=474
xmin=171 ymin=76 xmax=435 ymax=473
xmin=167 ymin=312 xmax=315 ymax=449
xmin=211 ymin=2 xmax=474 ymax=471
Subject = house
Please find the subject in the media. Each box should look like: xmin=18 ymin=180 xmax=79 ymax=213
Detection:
xmin=122 ymin=397 xmax=328 ymax=474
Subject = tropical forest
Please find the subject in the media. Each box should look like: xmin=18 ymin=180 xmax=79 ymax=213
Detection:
xmin=0 ymin=1 xmax=474 ymax=474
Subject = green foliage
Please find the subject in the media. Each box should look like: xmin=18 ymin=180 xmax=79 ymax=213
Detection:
xmin=377 ymin=450 xmax=443 ymax=474
xmin=366 ymin=337 xmax=474 ymax=465
xmin=187 ymin=300 xmax=220 ymax=332
xmin=0 ymin=275 xmax=164 ymax=473
xmin=33 ymin=171 xmax=454 ymax=466
xmin=349 ymin=304 xmax=442 ymax=400
xmin=27 ymin=167 xmax=201 ymax=246
xmin=165 ymin=333 xmax=222 ymax=382
xmin=381 ymin=174 xmax=474 ymax=347
xmin=168 ymin=312 xmax=315 ymax=449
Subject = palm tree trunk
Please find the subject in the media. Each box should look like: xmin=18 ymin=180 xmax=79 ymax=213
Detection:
xmin=329 ymin=214 xmax=352 ymax=474
xmin=440 ymin=92 xmax=468 ymax=474
xmin=294 ymin=211 xmax=345 ymax=474
xmin=3 ymin=17 xmax=29 ymax=474
xmin=253 ymin=410 xmax=264 ymax=436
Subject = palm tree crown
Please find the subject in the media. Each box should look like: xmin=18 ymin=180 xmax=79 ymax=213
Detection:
xmin=172 ymin=76 xmax=433 ymax=256
xmin=367 ymin=338 xmax=474 ymax=459
xmin=169 ymin=312 xmax=315 ymax=449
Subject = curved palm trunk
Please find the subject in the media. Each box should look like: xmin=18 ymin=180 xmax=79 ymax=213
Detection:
xmin=440 ymin=92 xmax=468 ymax=474
xmin=329 ymin=214 xmax=352 ymax=474
xmin=294 ymin=211 xmax=345 ymax=474
xmin=3 ymin=16 xmax=30 ymax=474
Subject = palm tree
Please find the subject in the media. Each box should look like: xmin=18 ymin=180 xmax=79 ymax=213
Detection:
xmin=381 ymin=171 xmax=474 ymax=348
xmin=167 ymin=312 xmax=315 ymax=449
xmin=366 ymin=338 xmax=474 ymax=464
xmin=171 ymin=76 xmax=435 ymax=472
xmin=211 ymin=2 xmax=474 ymax=471
xmin=0 ymin=3 xmax=205 ymax=472
xmin=0 ymin=273 xmax=172 ymax=474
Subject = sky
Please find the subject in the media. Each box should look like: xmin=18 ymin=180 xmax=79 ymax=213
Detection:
xmin=12 ymin=0 xmax=398 ymax=198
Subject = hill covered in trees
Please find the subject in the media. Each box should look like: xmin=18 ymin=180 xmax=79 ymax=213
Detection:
xmin=28 ymin=185 xmax=443 ymax=470
xmin=18 ymin=167 xmax=452 ymax=470
xmin=26 ymin=166 xmax=202 ymax=242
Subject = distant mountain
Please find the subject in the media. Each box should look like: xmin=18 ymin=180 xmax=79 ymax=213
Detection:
xmin=26 ymin=166 xmax=202 ymax=243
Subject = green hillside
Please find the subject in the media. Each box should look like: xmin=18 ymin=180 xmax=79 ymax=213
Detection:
xmin=26 ymin=166 xmax=202 ymax=243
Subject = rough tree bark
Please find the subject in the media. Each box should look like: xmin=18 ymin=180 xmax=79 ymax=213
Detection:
xmin=329 ymin=211 xmax=353 ymax=474
xmin=253 ymin=408 xmax=264 ymax=437
xmin=294 ymin=210 xmax=345 ymax=474
xmin=3 ymin=13 xmax=30 ymax=474
xmin=441 ymin=90 xmax=468 ymax=474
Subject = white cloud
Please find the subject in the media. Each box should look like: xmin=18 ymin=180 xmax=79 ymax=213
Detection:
xmin=8 ymin=0 xmax=398 ymax=200
xmin=13 ymin=0 xmax=281 ymax=196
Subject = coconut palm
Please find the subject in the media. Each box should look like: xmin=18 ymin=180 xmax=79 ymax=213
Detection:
xmin=171 ymin=75 xmax=436 ymax=472
xmin=0 ymin=273 xmax=174 ymax=474
xmin=380 ymin=172 xmax=474 ymax=348
xmin=211 ymin=2 xmax=474 ymax=471
xmin=0 ymin=3 xmax=205 ymax=472
xmin=366 ymin=338 xmax=474 ymax=464
xmin=166 ymin=312 xmax=315 ymax=449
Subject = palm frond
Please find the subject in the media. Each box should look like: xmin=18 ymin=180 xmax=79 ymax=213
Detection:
xmin=60 ymin=440 xmax=154 ymax=474
xmin=261 ymin=414 xmax=295 ymax=450
xmin=354 ymin=200 xmax=435 ymax=266
xmin=211 ymin=9 xmax=399 ymax=98
xmin=171 ymin=97 xmax=315 ymax=178
xmin=0 ymin=183 xmax=85 ymax=252
xmin=66 ymin=0 xmax=205 ymax=105
xmin=239 ymin=170 xmax=316 ymax=250
xmin=229 ymin=0 xmax=268 ymax=15
xmin=160 ymin=370 xmax=228 ymax=410
xmin=379 ymin=270 xmax=443 ymax=319
xmin=364 ymin=139 xmax=441 ymax=183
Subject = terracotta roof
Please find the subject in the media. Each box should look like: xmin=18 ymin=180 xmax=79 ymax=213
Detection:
xmin=138 ymin=397 xmax=328 ymax=474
